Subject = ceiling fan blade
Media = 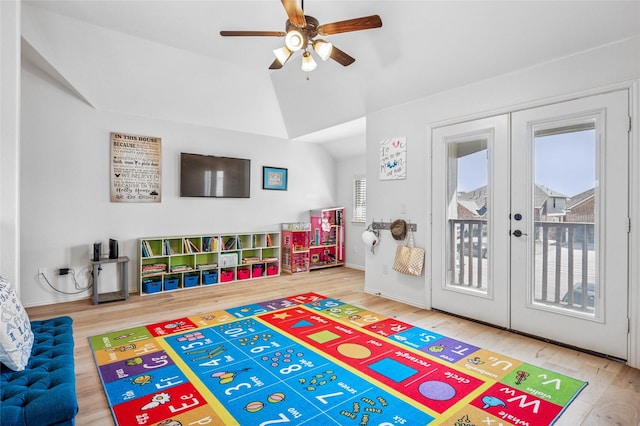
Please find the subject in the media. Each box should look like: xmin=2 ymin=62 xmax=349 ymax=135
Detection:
xmin=330 ymin=46 xmax=355 ymax=66
xmin=318 ymin=15 xmax=382 ymax=35
xmin=281 ymin=0 xmax=306 ymax=27
xmin=220 ymin=31 xmax=286 ymax=37
xmin=269 ymin=58 xmax=284 ymax=70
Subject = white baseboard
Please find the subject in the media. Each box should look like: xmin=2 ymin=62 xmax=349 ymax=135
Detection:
xmin=363 ymin=288 xmax=428 ymax=309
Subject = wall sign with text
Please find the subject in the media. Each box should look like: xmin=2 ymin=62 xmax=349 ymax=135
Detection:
xmin=379 ymin=137 xmax=407 ymax=180
xmin=110 ymin=132 xmax=161 ymax=203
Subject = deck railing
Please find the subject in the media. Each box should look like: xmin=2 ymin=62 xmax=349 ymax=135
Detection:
xmin=450 ymin=219 xmax=595 ymax=312
xmin=450 ymin=219 xmax=487 ymax=289
xmin=535 ymin=221 xmax=595 ymax=311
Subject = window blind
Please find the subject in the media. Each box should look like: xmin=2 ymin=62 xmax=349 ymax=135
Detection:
xmin=353 ymin=178 xmax=367 ymax=223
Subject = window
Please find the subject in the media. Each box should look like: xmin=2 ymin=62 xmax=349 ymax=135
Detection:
xmin=353 ymin=178 xmax=367 ymax=223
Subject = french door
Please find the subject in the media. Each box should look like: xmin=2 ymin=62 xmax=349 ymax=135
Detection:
xmin=431 ymin=91 xmax=629 ymax=359
xmin=431 ymin=114 xmax=511 ymax=327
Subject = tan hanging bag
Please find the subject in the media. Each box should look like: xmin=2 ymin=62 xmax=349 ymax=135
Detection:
xmin=392 ymin=227 xmax=425 ymax=276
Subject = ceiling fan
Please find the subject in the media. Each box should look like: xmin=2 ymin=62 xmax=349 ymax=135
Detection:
xmin=220 ymin=0 xmax=382 ymax=72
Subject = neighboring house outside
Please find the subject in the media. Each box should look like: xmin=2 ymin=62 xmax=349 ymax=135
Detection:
xmin=534 ymin=185 xmax=569 ymax=221
xmin=456 ymin=186 xmax=488 ymax=220
xmin=453 ymin=184 xmax=596 ymax=259
xmin=454 ymin=184 xmax=594 ymax=223
xmin=565 ymin=188 xmax=596 ymax=223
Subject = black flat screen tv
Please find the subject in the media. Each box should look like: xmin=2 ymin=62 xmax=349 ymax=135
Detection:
xmin=180 ymin=152 xmax=250 ymax=198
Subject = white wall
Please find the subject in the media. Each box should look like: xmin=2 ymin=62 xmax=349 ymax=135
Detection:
xmin=365 ymin=36 xmax=640 ymax=305
xmin=0 ymin=1 xmax=21 ymax=295
xmin=20 ymin=58 xmax=338 ymax=307
xmin=336 ymin=153 xmax=366 ymax=270
xmin=364 ymin=36 xmax=640 ymax=365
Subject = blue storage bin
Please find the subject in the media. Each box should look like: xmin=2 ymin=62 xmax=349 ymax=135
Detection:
xmin=164 ymin=278 xmax=179 ymax=291
xmin=184 ymin=274 xmax=199 ymax=288
xmin=203 ymin=271 xmax=218 ymax=285
xmin=142 ymin=278 xmax=161 ymax=294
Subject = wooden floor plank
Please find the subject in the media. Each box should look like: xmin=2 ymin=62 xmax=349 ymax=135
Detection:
xmin=25 ymin=268 xmax=640 ymax=425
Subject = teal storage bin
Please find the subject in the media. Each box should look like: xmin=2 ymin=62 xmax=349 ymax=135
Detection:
xmin=184 ymin=274 xmax=199 ymax=288
xmin=164 ymin=278 xmax=179 ymax=291
xmin=203 ymin=271 xmax=218 ymax=285
xmin=142 ymin=278 xmax=161 ymax=294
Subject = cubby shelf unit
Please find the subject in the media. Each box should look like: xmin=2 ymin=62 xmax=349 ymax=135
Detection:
xmin=139 ymin=231 xmax=280 ymax=295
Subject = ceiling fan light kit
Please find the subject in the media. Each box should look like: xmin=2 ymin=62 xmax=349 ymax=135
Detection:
xmin=273 ymin=46 xmax=293 ymax=66
xmin=284 ymin=28 xmax=306 ymax=51
xmin=312 ymin=39 xmax=332 ymax=61
xmin=220 ymin=0 xmax=382 ymax=75
xmin=301 ymin=50 xmax=317 ymax=72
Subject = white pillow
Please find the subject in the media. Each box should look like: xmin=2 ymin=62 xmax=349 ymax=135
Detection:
xmin=0 ymin=275 xmax=34 ymax=371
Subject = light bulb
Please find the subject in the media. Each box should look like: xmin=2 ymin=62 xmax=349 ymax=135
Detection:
xmin=313 ymin=39 xmax=333 ymax=61
xmin=285 ymin=30 xmax=305 ymax=51
xmin=273 ymin=46 xmax=292 ymax=65
xmin=301 ymin=51 xmax=317 ymax=72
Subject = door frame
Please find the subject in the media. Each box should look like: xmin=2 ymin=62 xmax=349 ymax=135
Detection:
xmin=426 ymin=81 xmax=639 ymax=367
xmin=509 ymin=91 xmax=629 ymax=359
xmin=430 ymin=114 xmax=511 ymax=328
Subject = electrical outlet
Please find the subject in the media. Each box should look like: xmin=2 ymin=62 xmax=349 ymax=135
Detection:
xmin=38 ymin=267 xmax=46 ymax=276
xmin=382 ymin=264 xmax=388 ymax=275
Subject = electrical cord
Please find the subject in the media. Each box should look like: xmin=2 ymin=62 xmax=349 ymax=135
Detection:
xmin=39 ymin=267 xmax=93 ymax=295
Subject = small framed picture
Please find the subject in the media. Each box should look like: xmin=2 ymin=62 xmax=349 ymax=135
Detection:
xmin=262 ymin=166 xmax=288 ymax=191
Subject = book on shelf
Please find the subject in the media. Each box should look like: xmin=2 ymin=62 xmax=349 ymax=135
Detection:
xmin=142 ymin=263 xmax=167 ymax=275
xmin=142 ymin=241 xmax=155 ymax=257
xmin=242 ymin=257 xmax=260 ymax=264
xmin=170 ymin=265 xmax=193 ymax=272
xmin=203 ymin=237 xmax=216 ymax=252
xmin=224 ymin=237 xmax=237 ymax=250
xmin=184 ymin=239 xmax=200 ymax=253
xmin=204 ymin=236 xmax=219 ymax=252
xmin=266 ymin=234 xmax=272 ymax=247
xmin=197 ymin=263 xmax=218 ymax=270
xmin=162 ymin=240 xmax=174 ymax=255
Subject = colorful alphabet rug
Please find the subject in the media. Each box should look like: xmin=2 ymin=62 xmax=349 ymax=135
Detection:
xmin=89 ymin=292 xmax=587 ymax=425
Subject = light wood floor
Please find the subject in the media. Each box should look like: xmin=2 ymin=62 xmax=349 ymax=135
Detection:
xmin=26 ymin=268 xmax=640 ymax=425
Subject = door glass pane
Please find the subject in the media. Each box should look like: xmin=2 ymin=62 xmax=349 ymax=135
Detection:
xmin=447 ymin=138 xmax=489 ymax=292
xmin=533 ymin=124 xmax=597 ymax=316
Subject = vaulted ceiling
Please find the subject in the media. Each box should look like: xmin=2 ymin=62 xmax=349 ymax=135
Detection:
xmin=21 ymin=1 xmax=640 ymax=156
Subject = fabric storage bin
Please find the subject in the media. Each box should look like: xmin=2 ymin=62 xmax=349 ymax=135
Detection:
xmin=237 ymin=269 xmax=251 ymax=280
xmin=203 ymin=271 xmax=218 ymax=285
xmin=252 ymin=264 xmax=264 ymax=277
xmin=266 ymin=264 xmax=279 ymax=276
xmin=164 ymin=278 xmax=179 ymax=291
xmin=184 ymin=274 xmax=199 ymax=288
xmin=219 ymin=253 xmax=238 ymax=267
xmin=220 ymin=270 xmax=234 ymax=282
xmin=142 ymin=278 xmax=161 ymax=294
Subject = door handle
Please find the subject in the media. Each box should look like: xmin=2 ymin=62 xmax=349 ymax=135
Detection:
xmin=512 ymin=230 xmax=527 ymax=237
